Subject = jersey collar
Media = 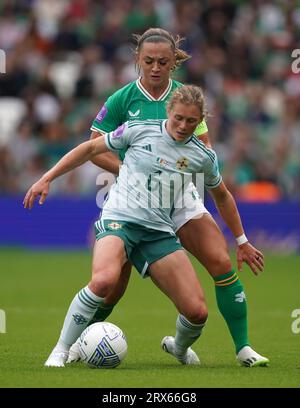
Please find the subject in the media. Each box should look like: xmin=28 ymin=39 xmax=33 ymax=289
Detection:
xmin=136 ymin=78 xmax=173 ymax=101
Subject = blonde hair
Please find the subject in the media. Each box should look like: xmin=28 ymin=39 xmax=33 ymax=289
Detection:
xmin=133 ymin=27 xmax=191 ymax=71
xmin=167 ymin=85 xmax=206 ymax=121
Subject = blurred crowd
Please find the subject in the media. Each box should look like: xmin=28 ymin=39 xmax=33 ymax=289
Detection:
xmin=0 ymin=0 xmax=300 ymax=200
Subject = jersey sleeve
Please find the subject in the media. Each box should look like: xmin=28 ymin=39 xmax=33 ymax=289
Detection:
xmin=203 ymin=149 xmax=222 ymax=189
xmin=194 ymin=119 xmax=208 ymax=136
xmin=104 ymin=122 xmax=133 ymax=152
xmin=91 ymin=92 xmax=124 ymax=133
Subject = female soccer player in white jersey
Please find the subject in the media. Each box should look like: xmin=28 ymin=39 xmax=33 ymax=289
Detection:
xmin=84 ymin=28 xmax=268 ymax=367
xmin=24 ymin=85 xmax=269 ymax=368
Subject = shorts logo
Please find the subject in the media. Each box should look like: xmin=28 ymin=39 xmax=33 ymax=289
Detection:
xmin=96 ymin=105 xmax=108 ymax=123
xmin=176 ymin=157 xmax=189 ymax=170
xmin=128 ymin=109 xmax=140 ymax=117
xmin=112 ymin=124 xmax=126 ymax=139
xmin=108 ymin=222 xmax=123 ymax=230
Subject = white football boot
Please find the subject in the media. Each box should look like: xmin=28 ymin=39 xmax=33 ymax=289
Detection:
xmin=66 ymin=337 xmax=81 ymax=364
xmin=161 ymin=336 xmax=200 ymax=365
xmin=44 ymin=346 xmax=69 ymax=367
xmin=237 ymin=346 xmax=269 ymax=367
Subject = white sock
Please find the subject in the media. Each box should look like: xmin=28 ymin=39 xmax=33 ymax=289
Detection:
xmin=174 ymin=314 xmax=205 ymax=357
xmin=57 ymin=286 xmax=103 ymax=348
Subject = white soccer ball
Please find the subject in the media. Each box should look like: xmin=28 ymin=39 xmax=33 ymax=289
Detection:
xmin=79 ymin=322 xmax=127 ymax=369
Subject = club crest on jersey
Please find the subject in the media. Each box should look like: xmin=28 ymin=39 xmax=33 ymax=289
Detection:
xmin=176 ymin=157 xmax=189 ymax=170
xmin=112 ymin=124 xmax=126 ymax=139
xmin=128 ymin=109 xmax=140 ymax=118
xmin=96 ymin=105 xmax=108 ymax=123
xmin=108 ymin=222 xmax=123 ymax=230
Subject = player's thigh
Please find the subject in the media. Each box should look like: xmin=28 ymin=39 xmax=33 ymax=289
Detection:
xmin=92 ymin=235 xmax=127 ymax=277
xmin=177 ymin=214 xmax=231 ymax=275
xmin=90 ymin=235 xmax=127 ymax=296
xmin=104 ymin=261 xmax=132 ymax=304
xmin=149 ymin=250 xmax=206 ymax=317
xmin=93 ymin=219 xmax=138 ymax=277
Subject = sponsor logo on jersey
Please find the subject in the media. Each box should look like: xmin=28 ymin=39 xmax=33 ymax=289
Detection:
xmin=156 ymin=157 xmax=169 ymax=167
xmin=128 ymin=109 xmax=140 ymax=117
xmin=96 ymin=105 xmax=108 ymax=123
xmin=112 ymin=124 xmax=126 ymax=139
xmin=176 ymin=157 xmax=189 ymax=170
xmin=142 ymin=144 xmax=152 ymax=152
xmin=108 ymin=222 xmax=123 ymax=230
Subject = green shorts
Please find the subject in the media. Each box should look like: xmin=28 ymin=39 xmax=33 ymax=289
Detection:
xmin=94 ymin=219 xmax=182 ymax=277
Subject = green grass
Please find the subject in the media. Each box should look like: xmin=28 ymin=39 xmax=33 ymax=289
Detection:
xmin=0 ymin=249 xmax=299 ymax=388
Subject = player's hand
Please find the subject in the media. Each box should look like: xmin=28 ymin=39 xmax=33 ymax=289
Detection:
xmin=23 ymin=178 xmax=50 ymax=209
xmin=236 ymin=242 xmax=264 ymax=275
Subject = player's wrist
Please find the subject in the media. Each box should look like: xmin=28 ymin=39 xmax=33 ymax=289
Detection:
xmin=236 ymin=233 xmax=248 ymax=246
xmin=41 ymin=173 xmax=52 ymax=184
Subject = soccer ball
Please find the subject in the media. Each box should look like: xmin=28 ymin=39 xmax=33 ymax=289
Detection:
xmin=78 ymin=322 xmax=127 ymax=369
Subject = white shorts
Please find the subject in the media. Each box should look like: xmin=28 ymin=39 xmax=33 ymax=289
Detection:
xmin=172 ymin=183 xmax=209 ymax=232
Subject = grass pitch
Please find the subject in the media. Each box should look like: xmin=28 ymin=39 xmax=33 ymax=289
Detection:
xmin=0 ymin=248 xmax=299 ymax=388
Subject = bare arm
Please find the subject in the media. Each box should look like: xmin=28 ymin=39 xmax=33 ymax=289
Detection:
xmin=23 ymin=136 xmax=109 ymax=209
xmin=209 ymin=181 xmax=264 ymax=274
xmin=90 ymin=130 xmax=121 ymax=174
xmin=209 ymin=181 xmax=244 ymax=238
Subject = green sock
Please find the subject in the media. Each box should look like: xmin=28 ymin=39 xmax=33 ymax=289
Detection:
xmin=88 ymin=301 xmax=115 ymax=326
xmin=214 ymin=270 xmax=249 ymax=353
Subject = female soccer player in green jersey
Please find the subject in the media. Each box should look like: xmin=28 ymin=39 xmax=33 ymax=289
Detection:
xmin=81 ymin=28 xmax=269 ymax=367
xmin=23 ymin=85 xmax=268 ymax=368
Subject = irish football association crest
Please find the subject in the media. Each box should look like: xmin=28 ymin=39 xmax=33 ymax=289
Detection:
xmin=108 ymin=222 xmax=123 ymax=230
xmin=176 ymin=157 xmax=189 ymax=170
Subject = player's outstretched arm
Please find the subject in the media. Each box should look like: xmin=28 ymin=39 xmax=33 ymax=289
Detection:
xmin=209 ymin=181 xmax=264 ymax=275
xmin=23 ymin=135 xmax=108 ymax=209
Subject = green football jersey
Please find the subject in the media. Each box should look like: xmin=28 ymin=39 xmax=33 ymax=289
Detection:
xmin=91 ymin=78 xmax=208 ymax=159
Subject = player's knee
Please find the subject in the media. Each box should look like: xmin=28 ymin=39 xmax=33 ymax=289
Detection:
xmin=90 ymin=270 xmax=117 ymax=298
xmin=184 ymin=299 xmax=208 ymax=325
xmin=209 ymin=253 xmax=232 ymax=276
